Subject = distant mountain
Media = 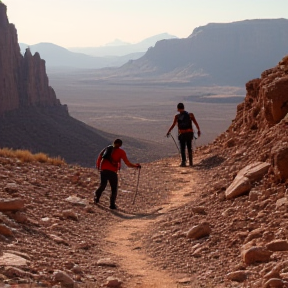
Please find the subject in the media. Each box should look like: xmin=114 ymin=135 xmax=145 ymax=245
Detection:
xmin=105 ymin=39 xmax=130 ymax=46
xmin=69 ymin=33 xmax=178 ymax=57
xmin=115 ymin=19 xmax=288 ymax=86
xmin=19 ymin=42 xmax=144 ymax=69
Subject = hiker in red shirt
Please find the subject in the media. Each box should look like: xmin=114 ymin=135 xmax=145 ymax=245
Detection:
xmin=95 ymin=139 xmax=141 ymax=209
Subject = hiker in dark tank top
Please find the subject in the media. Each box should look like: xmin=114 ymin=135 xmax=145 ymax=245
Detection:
xmin=166 ymin=103 xmax=201 ymax=167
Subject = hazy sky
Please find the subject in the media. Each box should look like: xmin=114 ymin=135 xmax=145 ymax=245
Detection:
xmin=3 ymin=0 xmax=288 ymax=48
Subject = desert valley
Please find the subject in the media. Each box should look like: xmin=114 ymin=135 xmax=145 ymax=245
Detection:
xmin=1 ymin=1 xmax=288 ymax=288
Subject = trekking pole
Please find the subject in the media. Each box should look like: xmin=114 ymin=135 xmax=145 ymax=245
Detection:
xmin=132 ymin=168 xmax=141 ymax=205
xmin=167 ymin=133 xmax=181 ymax=155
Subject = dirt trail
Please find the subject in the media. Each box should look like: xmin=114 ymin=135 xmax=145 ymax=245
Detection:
xmin=105 ymin=164 xmax=197 ymax=288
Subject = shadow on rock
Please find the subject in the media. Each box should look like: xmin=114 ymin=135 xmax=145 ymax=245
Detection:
xmin=195 ymin=155 xmax=226 ymax=170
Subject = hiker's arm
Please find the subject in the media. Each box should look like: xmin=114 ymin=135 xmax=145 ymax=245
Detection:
xmin=167 ymin=115 xmax=177 ymax=136
xmin=122 ymin=155 xmax=141 ymax=169
xmin=190 ymin=113 xmax=201 ymax=137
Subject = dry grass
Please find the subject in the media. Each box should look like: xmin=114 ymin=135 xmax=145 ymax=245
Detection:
xmin=0 ymin=148 xmax=65 ymax=166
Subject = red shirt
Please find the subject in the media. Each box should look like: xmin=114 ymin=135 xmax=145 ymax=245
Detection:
xmin=96 ymin=147 xmax=128 ymax=173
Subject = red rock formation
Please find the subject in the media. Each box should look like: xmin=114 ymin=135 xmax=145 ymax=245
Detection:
xmin=212 ymin=54 xmax=288 ymax=181
xmin=0 ymin=2 xmax=61 ymax=115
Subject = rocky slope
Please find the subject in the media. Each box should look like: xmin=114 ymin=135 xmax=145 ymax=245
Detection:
xmin=142 ymin=55 xmax=288 ymax=287
xmin=117 ymin=19 xmax=288 ymax=86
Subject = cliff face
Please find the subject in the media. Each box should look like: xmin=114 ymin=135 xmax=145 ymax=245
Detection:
xmin=121 ymin=19 xmax=288 ymax=86
xmin=0 ymin=3 xmax=61 ymax=115
xmin=210 ymin=54 xmax=288 ymax=182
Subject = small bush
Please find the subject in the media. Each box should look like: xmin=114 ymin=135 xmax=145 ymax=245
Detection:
xmin=48 ymin=156 xmax=65 ymax=166
xmin=34 ymin=152 xmax=49 ymax=163
xmin=0 ymin=148 xmax=15 ymax=158
xmin=0 ymin=148 xmax=66 ymax=166
xmin=15 ymin=149 xmax=34 ymax=163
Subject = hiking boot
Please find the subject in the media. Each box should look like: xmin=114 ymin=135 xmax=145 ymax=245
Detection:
xmin=180 ymin=162 xmax=186 ymax=167
xmin=109 ymin=204 xmax=117 ymax=210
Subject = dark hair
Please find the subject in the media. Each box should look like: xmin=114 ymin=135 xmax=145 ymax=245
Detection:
xmin=114 ymin=139 xmax=123 ymax=146
xmin=177 ymin=103 xmax=185 ymax=110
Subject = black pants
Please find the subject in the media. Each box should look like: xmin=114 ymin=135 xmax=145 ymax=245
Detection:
xmin=178 ymin=132 xmax=193 ymax=165
xmin=95 ymin=170 xmax=118 ymax=206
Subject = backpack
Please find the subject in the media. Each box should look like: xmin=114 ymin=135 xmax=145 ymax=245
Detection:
xmin=102 ymin=145 xmax=114 ymax=162
xmin=178 ymin=111 xmax=192 ymax=130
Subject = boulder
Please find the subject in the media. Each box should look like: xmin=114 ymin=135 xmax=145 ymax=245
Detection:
xmin=226 ymin=162 xmax=270 ymax=199
xmin=4 ymin=266 xmax=35 ymax=278
xmin=65 ymin=196 xmax=89 ymax=206
xmin=227 ymin=271 xmax=247 ymax=282
xmin=266 ymin=240 xmax=288 ymax=251
xmin=0 ymin=198 xmax=24 ymax=212
xmin=276 ymin=198 xmax=288 ymax=209
xmin=187 ymin=222 xmax=211 ymax=240
xmin=50 ymin=234 xmax=69 ymax=246
xmin=71 ymin=265 xmax=83 ymax=275
xmin=225 ymin=176 xmax=251 ymax=199
xmin=4 ymin=183 xmax=19 ymax=193
xmin=264 ymin=278 xmax=284 ymax=288
xmin=97 ymin=258 xmax=117 ymax=267
xmin=9 ymin=211 xmax=28 ymax=224
xmin=273 ymin=147 xmax=288 ymax=181
xmin=191 ymin=206 xmax=207 ymax=215
xmin=238 ymin=162 xmax=270 ymax=182
xmin=105 ymin=277 xmax=122 ymax=288
xmin=63 ymin=210 xmax=78 ymax=221
xmin=53 ymin=271 xmax=75 ymax=288
xmin=242 ymin=246 xmax=272 ymax=265
xmin=0 ymin=253 xmax=27 ymax=266
xmin=0 ymin=224 xmax=13 ymax=236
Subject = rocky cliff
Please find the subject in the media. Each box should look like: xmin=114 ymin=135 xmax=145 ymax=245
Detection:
xmin=0 ymin=3 xmax=166 ymax=166
xmin=0 ymin=2 xmax=61 ymax=115
xmin=119 ymin=19 xmax=288 ymax=86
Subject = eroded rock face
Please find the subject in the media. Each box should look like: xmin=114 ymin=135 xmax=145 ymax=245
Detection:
xmin=0 ymin=3 xmax=62 ymax=116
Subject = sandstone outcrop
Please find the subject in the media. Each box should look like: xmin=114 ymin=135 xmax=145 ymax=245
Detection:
xmin=225 ymin=162 xmax=270 ymax=199
xmin=0 ymin=2 xmax=63 ymax=116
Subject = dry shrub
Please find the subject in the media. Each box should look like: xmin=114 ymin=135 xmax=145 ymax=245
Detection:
xmin=48 ymin=156 xmax=65 ymax=166
xmin=0 ymin=147 xmax=15 ymax=158
xmin=34 ymin=152 xmax=49 ymax=163
xmin=0 ymin=148 xmax=66 ymax=166
xmin=15 ymin=149 xmax=34 ymax=163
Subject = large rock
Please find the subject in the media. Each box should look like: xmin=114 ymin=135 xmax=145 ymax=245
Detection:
xmin=238 ymin=162 xmax=270 ymax=182
xmin=264 ymin=278 xmax=284 ymax=288
xmin=0 ymin=224 xmax=13 ymax=236
xmin=53 ymin=271 xmax=75 ymax=288
xmin=0 ymin=253 xmax=27 ymax=266
xmin=273 ymin=147 xmax=288 ymax=181
xmin=266 ymin=240 xmax=288 ymax=251
xmin=225 ymin=176 xmax=251 ymax=199
xmin=225 ymin=162 xmax=270 ymax=199
xmin=0 ymin=198 xmax=24 ymax=211
xmin=187 ymin=222 xmax=211 ymax=240
xmin=263 ymin=75 xmax=288 ymax=125
xmin=105 ymin=277 xmax=122 ymax=288
xmin=97 ymin=258 xmax=117 ymax=267
xmin=242 ymin=246 xmax=272 ymax=265
xmin=227 ymin=271 xmax=247 ymax=282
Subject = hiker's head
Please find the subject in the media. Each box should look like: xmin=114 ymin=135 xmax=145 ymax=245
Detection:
xmin=177 ymin=103 xmax=185 ymax=112
xmin=113 ymin=139 xmax=123 ymax=148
